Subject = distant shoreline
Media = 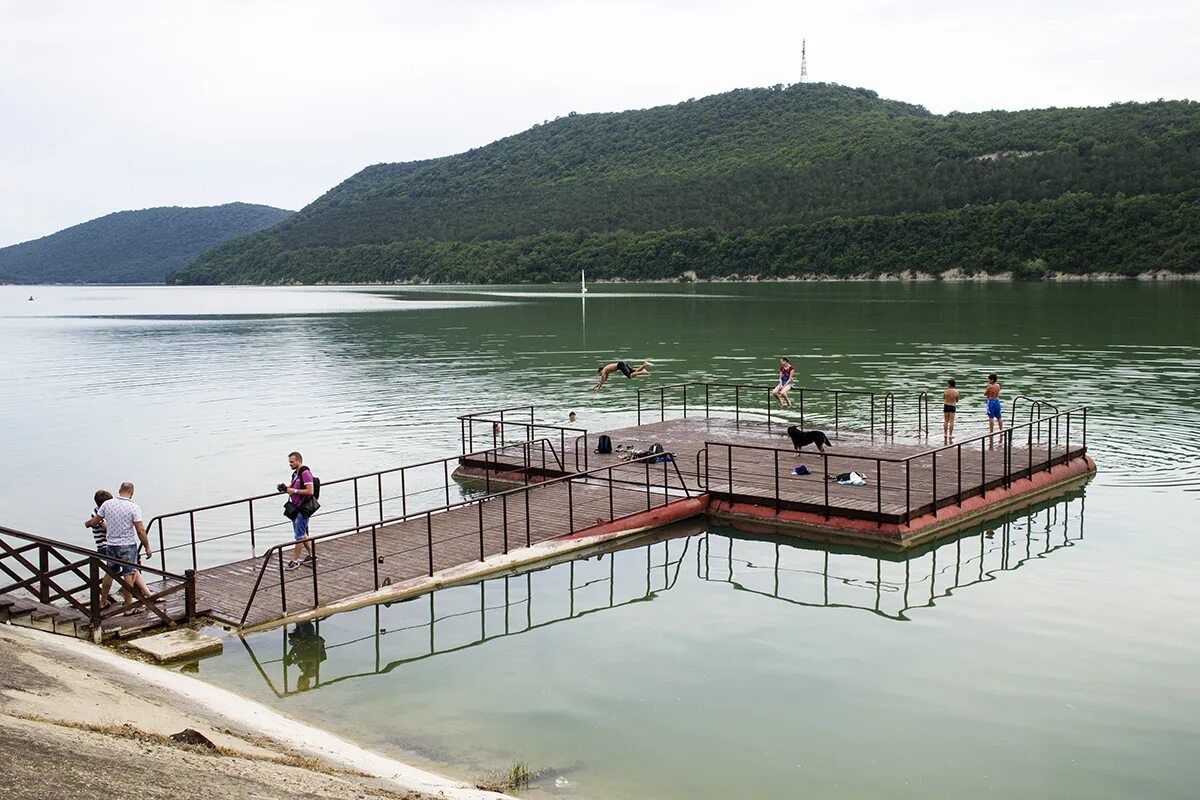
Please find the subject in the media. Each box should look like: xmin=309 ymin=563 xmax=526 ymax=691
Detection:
xmin=5 ymin=270 xmax=1199 ymax=288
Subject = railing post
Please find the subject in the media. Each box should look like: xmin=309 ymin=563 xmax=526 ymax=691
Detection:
xmin=184 ymin=569 xmax=196 ymax=621
xmin=663 ymin=458 xmax=669 ymax=506
xmin=371 ymin=524 xmax=379 ymax=590
xmin=444 ymin=460 xmax=451 ymax=506
xmin=834 ymin=392 xmax=840 ymax=433
xmin=427 ymin=512 xmax=434 ymax=576
xmin=774 ymin=449 xmax=780 ymax=513
xmin=705 ymin=384 xmax=710 ymax=417
xmin=637 ymin=391 xmax=642 ymax=426
xmin=823 ymin=453 xmax=830 ymax=520
xmin=1028 ymin=424 xmax=1033 ymax=478
xmin=1083 ymin=407 xmax=1087 ymax=449
xmin=158 ymin=519 xmax=166 ymax=573
xmin=249 ymin=499 xmax=257 ymax=554
xmin=683 ymin=385 xmax=688 ymax=418
xmin=875 ymin=458 xmax=882 ymax=526
xmin=277 ymin=550 xmax=288 ymax=614
xmin=377 ymin=473 xmax=384 ymax=522
xmin=735 ymin=386 xmax=740 ymax=422
xmin=799 ymin=390 xmax=805 ymax=430
xmin=727 ymin=444 xmax=733 ymax=495
xmin=568 ymin=479 xmax=575 ymax=531
xmin=39 ymin=545 xmax=50 ymax=603
xmin=189 ymin=511 xmax=197 ymax=571
xmin=524 ymin=491 xmax=531 ymax=547
xmin=957 ymin=444 xmax=963 ymax=506
xmin=767 ymin=390 xmax=772 ymax=428
xmin=932 ymin=450 xmax=938 ymax=517
xmin=645 ymin=461 xmax=652 ymax=510
xmin=478 ymin=501 xmax=485 ymax=561
xmin=660 ymin=387 xmax=665 ymax=421
xmin=870 ymin=393 xmax=875 ymax=438
xmin=89 ymin=557 xmax=101 ymax=629
xmin=905 ymin=461 xmax=911 ymax=525
xmin=609 ymin=467 xmax=615 ymax=520
xmin=981 ymin=437 xmax=987 ymax=498
xmin=310 ymin=539 xmax=319 ymax=608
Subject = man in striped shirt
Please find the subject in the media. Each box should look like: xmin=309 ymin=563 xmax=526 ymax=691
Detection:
xmin=85 ymin=481 xmax=153 ymax=616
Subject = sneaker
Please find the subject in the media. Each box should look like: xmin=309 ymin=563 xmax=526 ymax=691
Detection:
xmin=300 ymin=554 xmax=316 ymax=566
xmin=285 ymin=560 xmax=300 ymax=571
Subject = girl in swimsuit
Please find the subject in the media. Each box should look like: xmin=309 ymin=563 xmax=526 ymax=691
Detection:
xmin=771 ymin=357 xmax=796 ymax=407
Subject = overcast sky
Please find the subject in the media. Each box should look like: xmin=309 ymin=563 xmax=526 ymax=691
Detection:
xmin=2 ymin=0 xmax=1197 ymax=246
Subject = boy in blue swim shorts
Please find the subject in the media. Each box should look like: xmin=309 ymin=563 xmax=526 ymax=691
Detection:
xmin=984 ymin=373 xmax=1004 ymax=433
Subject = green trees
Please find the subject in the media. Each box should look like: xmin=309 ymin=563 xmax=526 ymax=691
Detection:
xmin=170 ymin=84 xmax=1200 ymax=284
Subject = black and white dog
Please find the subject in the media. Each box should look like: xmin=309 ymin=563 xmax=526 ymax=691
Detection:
xmin=786 ymin=425 xmax=833 ymax=454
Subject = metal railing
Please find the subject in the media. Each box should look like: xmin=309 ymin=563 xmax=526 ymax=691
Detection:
xmin=698 ymin=406 xmax=1087 ymax=526
xmin=1011 ymin=395 xmax=1061 ymax=441
xmin=238 ymin=450 xmax=694 ymax=628
xmin=0 ymin=525 xmax=195 ymax=635
xmin=147 ymin=439 xmax=563 ymax=574
xmin=241 ymin=536 xmax=689 ymax=697
xmin=635 ymin=381 xmax=926 ymax=438
xmin=457 ymin=408 xmax=588 ymax=473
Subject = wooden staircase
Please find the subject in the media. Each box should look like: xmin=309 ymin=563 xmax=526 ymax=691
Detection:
xmin=0 ymin=593 xmax=95 ymax=639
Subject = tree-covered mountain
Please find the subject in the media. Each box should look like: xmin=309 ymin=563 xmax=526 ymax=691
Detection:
xmin=174 ymin=83 xmax=1200 ymax=284
xmin=0 ymin=203 xmax=293 ymax=284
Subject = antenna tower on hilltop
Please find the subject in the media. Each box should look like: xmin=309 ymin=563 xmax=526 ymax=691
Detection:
xmin=800 ymin=39 xmax=808 ymax=82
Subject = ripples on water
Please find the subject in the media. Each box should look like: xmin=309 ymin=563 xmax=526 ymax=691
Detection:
xmin=2 ymin=282 xmax=1199 ymax=800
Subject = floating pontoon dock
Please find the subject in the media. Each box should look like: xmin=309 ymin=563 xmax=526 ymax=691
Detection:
xmin=0 ymin=382 xmax=1093 ymax=638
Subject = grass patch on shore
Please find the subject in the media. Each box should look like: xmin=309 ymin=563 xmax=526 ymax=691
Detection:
xmin=476 ymin=757 xmax=549 ymax=793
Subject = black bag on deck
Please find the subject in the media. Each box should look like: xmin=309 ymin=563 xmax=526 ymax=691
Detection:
xmin=595 ymin=435 xmax=613 ymax=454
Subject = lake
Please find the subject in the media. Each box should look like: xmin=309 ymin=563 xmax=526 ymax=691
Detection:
xmin=2 ymin=281 xmax=1198 ymax=798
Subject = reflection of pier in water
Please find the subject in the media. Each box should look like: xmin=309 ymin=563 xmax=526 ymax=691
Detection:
xmin=242 ymin=492 xmax=1085 ymax=695
xmin=242 ymin=531 xmax=691 ymax=696
xmin=700 ymin=491 xmax=1085 ymax=620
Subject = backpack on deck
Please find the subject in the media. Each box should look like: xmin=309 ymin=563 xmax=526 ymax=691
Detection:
xmin=595 ymin=435 xmax=613 ymax=454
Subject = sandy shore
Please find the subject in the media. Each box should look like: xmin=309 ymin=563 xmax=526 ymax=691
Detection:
xmin=0 ymin=624 xmax=511 ymax=800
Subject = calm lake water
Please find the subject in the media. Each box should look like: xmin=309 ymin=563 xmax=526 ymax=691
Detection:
xmin=2 ymin=282 xmax=1198 ymax=798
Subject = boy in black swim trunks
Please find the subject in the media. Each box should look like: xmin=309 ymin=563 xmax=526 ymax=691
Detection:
xmin=943 ymin=379 xmax=960 ymax=441
xmin=593 ymin=360 xmax=652 ymax=391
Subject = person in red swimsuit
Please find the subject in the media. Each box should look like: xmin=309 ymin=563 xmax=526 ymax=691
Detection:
xmin=771 ymin=357 xmax=796 ymax=407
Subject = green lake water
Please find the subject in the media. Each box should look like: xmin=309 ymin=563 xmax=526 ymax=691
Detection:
xmin=2 ymin=282 xmax=1198 ymax=798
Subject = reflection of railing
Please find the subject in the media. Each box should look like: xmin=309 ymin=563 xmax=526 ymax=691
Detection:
xmin=241 ymin=536 xmax=690 ymax=696
xmin=238 ymin=451 xmax=694 ymax=627
xmin=146 ymin=440 xmax=558 ymax=573
xmin=0 ymin=524 xmax=195 ymax=635
xmin=697 ymin=491 xmax=1084 ymax=620
xmin=458 ymin=406 xmax=589 ymax=472
xmin=700 ymin=406 xmax=1088 ymax=525
xmin=635 ymin=381 xmax=925 ymax=438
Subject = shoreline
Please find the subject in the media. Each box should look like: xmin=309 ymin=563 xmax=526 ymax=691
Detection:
xmin=0 ymin=624 xmax=511 ymax=800
xmin=6 ymin=270 xmax=1199 ymax=288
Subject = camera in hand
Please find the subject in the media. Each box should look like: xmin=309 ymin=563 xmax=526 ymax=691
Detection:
xmin=277 ymin=483 xmax=288 ymax=493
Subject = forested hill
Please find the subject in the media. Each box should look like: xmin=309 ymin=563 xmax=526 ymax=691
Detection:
xmin=174 ymin=84 xmax=1200 ymax=284
xmin=0 ymin=203 xmax=293 ymax=284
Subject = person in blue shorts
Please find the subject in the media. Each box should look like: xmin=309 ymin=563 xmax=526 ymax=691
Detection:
xmin=984 ymin=373 xmax=1004 ymax=433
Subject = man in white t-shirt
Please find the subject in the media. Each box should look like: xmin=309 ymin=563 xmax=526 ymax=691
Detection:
xmin=85 ymin=481 xmax=153 ymax=616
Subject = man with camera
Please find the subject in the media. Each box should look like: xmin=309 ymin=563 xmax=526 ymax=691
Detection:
xmin=280 ymin=451 xmax=316 ymax=570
